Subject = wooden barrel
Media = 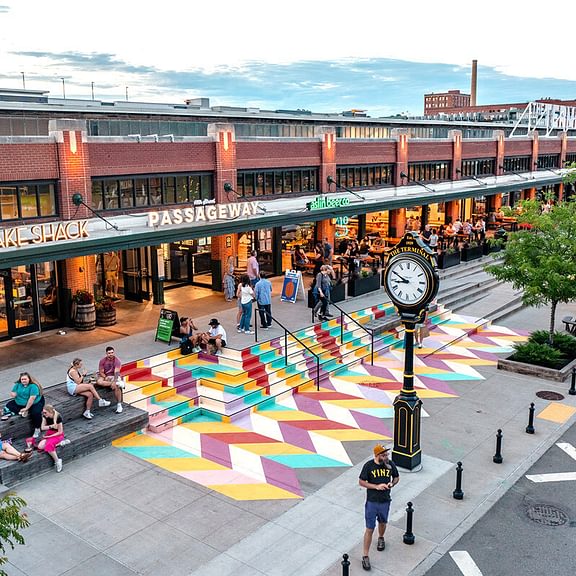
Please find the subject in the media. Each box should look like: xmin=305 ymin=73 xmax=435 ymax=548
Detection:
xmin=75 ymin=303 xmax=96 ymax=331
xmin=96 ymin=309 xmax=116 ymax=327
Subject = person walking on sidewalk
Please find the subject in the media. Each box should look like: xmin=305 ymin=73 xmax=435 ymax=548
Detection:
xmin=254 ymin=273 xmax=273 ymax=329
xmin=247 ymin=250 xmax=260 ymax=287
xmin=237 ymin=275 xmax=255 ymax=334
xmin=96 ymin=346 xmax=125 ymax=414
xmin=358 ymin=444 xmax=400 ymax=571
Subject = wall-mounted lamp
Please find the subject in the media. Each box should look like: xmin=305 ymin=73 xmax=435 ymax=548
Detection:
xmin=72 ymin=193 xmax=119 ymax=230
xmin=327 ymin=175 xmax=365 ymax=200
xmin=400 ymin=172 xmax=436 ymax=193
xmin=498 ymin=165 xmax=531 ymax=180
xmin=455 ymin=168 xmax=488 ymax=186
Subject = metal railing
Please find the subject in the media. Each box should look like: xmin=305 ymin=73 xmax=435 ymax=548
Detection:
xmin=328 ymin=300 xmax=375 ymax=365
xmin=255 ymin=309 xmax=321 ymax=390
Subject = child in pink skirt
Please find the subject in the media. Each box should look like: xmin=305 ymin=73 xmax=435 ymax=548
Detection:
xmin=27 ymin=404 xmax=70 ymax=473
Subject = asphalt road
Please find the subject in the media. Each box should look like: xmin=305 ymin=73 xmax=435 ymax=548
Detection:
xmin=425 ymin=418 xmax=576 ymax=576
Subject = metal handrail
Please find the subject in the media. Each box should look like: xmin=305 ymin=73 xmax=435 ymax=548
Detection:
xmin=255 ymin=309 xmax=321 ymax=390
xmin=328 ymin=300 xmax=375 ymax=365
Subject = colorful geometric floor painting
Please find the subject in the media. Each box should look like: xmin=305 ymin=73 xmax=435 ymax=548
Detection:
xmin=113 ymin=312 xmax=528 ymax=500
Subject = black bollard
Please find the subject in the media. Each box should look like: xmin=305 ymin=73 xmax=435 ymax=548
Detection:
xmin=570 ymin=367 xmax=576 ymax=396
xmin=493 ymin=429 xmax=503 ymax=464
xmin=403 ymin=502 xmax=415 ymax=545
xmin=526 ymin=402 xmax=535 ymax=434
xmin=453 ymin=461 xmax=464 ymax=500
xmin=341 ymin=553 xmax=350 ymax=576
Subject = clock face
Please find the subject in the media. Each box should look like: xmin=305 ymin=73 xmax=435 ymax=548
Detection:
xmin=385 ymin=255 xmax=432 ymax=307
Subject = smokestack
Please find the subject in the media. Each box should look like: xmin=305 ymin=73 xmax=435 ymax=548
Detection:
xmin=470 ymin=60 xmax=477 ymax=107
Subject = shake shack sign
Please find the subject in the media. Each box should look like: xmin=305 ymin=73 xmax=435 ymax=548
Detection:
xmin=148 ymin=200 xmax=261 ymax=227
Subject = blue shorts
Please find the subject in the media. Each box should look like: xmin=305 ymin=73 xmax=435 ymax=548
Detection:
xmin=365 ymin=500 xmax=391 ymax=529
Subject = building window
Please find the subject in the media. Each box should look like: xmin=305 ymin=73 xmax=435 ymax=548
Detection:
xmin=336 ymin=164 xmax=393 ymax=188
xmin=536 ymin=155 xmax=560 ymax=169
xmin=503 ymin=157 xmax=531 ymax=172
xmin=407 ymin=162 xmax=451 ymax=183
xmin=91 ymin=172 xmax=214 ymax=210
xmin=461 ymin=159 xmax=495 ymax=177
xmin=236 ymin=168 xmax=318 ymax=197
xmin=0 ymin=181 xmax=57 ymax=222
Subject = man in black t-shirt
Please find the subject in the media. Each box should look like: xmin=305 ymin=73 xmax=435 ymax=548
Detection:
xmin=358 ymin=444 xmax=400 ymax=571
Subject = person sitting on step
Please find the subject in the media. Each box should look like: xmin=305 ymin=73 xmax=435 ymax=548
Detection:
xmin=96 ymin=346 xmax=125 ymax=414
xmin=27 ymin=404 xmax=70 ymax=473
xmin=0 ymin=433 xmax=32 ymax=463
xmin=66 ymin=358 xmax=111 ymax=420
xmin=2 ymin=372 xmax=45 ymax=442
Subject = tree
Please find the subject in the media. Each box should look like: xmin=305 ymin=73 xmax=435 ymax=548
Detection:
xmin=486 ymin=199 xmax=576 ymax=340
xmin=0 ymin=494 xmax=29 ymax=575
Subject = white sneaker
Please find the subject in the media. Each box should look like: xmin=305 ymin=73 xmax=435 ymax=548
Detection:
xmin=55 ymin=458 xmax=63 ymax=473
xmin=244 ymin=330 xmax=254 ymax=334
xmin=83 ymin=410 xmax=93 ymax=420
xmin=115 ymin=403 xmax=123 ymax=414
xmin=192 ymin=346 xmax=202 ymax=353
xmin=98 ymin=399 xmax=111 ymax=408
xmin=58 ymin=439 xmax=71 ymax=447
xmin=33 ymin=428 xmax=41 ymax=439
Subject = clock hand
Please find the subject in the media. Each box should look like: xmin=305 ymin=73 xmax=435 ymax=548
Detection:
xmin=392 ymin=272 xmax=409 ymax=283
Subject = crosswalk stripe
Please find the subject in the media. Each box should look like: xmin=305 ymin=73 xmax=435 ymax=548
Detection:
xmin=556 ymin=442 xmax=576 ymax=462
xmin=449 ymin=551 xmax=484 ymax=576
xmin=526 ymin=472 xmax=576 ymax=483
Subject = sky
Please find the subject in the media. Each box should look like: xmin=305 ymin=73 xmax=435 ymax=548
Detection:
xmin=1 ymin=0 xmax=575 ymax=117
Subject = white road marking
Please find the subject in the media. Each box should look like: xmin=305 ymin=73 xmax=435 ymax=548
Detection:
xmin=449 ymin=551 xmax=484 ymax=576
xmin=526 ymin=442 xmax=576 ymax=483
xmin=526 ymin=472 xmax=576 ymax=483
xmin=556 ymin=442 xmax=576 ymax=462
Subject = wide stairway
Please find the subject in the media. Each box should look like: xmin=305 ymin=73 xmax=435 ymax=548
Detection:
xmin=120 ymin=301 xmax=457 ymax=434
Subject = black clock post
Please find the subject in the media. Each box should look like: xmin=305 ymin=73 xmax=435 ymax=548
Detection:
xmin=383 ymin=232 xmax=439 ymax=470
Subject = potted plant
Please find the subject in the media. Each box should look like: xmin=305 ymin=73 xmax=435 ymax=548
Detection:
xmin=482 ymin=238 xmax=503 ymax=255
xmin=461 ymin=240 xmax=483 ymax=262
xmin=72 ymin=290 xmax=96 ymax=331
xmin=95 ymin=296 xmax=117 ymax=326
xmin=437 ymin=247 xmax=461 ymax=269
xmin=348 ymin=268 xmax=380 ymax=297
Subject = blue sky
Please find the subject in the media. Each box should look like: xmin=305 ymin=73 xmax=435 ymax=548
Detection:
xmin=1 ymin=1 xmax=575 ymax=116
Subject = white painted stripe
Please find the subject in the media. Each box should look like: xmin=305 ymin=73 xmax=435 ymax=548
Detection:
xmin=526 ymin=472 xmax=576 ymax=483
xmin=449 ymin=551 xmax=484 ymax=576
xmin=556 ymin=442 xmax=576 ymax=462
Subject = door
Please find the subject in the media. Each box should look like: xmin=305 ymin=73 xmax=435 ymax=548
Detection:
xmin=0 ymin=266 xmax=40 ymax=338
xmin=122 ymin=248 xmax=150 ymax=302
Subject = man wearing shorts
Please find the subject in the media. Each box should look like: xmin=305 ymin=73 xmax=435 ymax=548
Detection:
xmin=96 ymin=346 xmax=124 ymax=414
xmin=358 ymin=444 xmax=400 ymax=571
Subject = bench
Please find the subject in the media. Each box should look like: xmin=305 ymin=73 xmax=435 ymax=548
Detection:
xmin=0 ymin=384 xmax=148 ymax=487
xmin=563 ymin=316 xmax=576 ymax=335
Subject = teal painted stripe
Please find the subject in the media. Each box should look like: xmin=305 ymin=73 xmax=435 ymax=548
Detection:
xmin=121 ymin=445 xmax=197 ymax=459
xmin=267 ymin=454 xmax=349 ymax=468
xmin=418 ymin=372 xmax=481 ymax=381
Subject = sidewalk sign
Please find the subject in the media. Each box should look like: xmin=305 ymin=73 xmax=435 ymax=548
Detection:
xmin=155 ymin=308 xmax=179 ymax=344
xmin=280 ymin=270 xmax=305 ymax=303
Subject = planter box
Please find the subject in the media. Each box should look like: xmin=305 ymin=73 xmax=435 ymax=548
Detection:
xmin=498 ymin=355 xmax=576 ymax=382
xmin=460 ymin=245 xmax=483 ymax=262
xmin=482 ymin=242 xmax=502 ymax=256
xmin=348 ymin=274 xmax=380 ymax=298
xmin=74 ymin=303 xmax=96 ymax=331
xmin=96 ymin=309 xmax=117 ymax=326
xmin=437 ymin=251 xmax=461 ymax=269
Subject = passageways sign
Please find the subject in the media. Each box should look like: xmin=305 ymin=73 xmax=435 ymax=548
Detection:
xmin=148 ymin=201 xmax=261 ymax=227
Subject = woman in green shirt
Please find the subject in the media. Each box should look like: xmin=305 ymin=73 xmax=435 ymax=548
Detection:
xmin=2 ymin=372 xmax=45 ymax=438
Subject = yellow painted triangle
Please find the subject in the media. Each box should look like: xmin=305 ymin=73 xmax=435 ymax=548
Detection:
xmin=210 ymin=483 xmax=302 ymax=500
xmin=239 ymin=443 xmax=311 ymax=456
xmin=326 ymin=399 xmax=388 ymax=408
xmin=258 ymin=410 xmax=325 ymax=421
xmin=315 ymin=429 xmax=386 ymax=441
xmin=537 ymin=403 xmax=576 ymax=424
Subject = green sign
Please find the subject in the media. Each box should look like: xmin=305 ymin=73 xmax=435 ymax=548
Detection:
xmin=155 ymin=308 xmax=178 ymax=344
xmin=306 ymin=196 xmax=351 ymax=210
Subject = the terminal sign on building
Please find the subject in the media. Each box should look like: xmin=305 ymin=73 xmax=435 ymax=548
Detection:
xmin=0 ymin=220 xmax=89 ymax=249
xmin=148 ymin=200 xmax=262 ymax=227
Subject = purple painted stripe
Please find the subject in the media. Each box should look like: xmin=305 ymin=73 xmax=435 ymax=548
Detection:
xmin=260 ymin=457 xmax=303 ymax=496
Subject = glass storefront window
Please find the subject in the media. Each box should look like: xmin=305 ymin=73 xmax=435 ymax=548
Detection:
xmin=37 ymin=262 xmax=59 ymax=327
xmin=135 ymin=178 xmax=148 ymax=206
xmin=176 ymin=176 xmax=188 ymax=203
xmin=120 ymin=179 xmax=134 ymax=208
xmin=37 ymin=183 xmax=57 ymax=217
xmin=201 ymin=175 xmax=212 ymax=200
xmin=150 ymin=178 xmax=162 ymax=205
xmin=190 ymin=175 xmax=200 ymax=201
xmin=0 ymin=185 xmax=18 ymax=220
xmin=164 ymin=176 xmax=176 ymax=204
xmin=19 ymin=185 xmax=39 ymax=218
xmin=104 ymin=181 xmax=119 ymax=209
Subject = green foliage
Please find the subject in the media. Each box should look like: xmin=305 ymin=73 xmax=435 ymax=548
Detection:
xmin=529 ymin=330 xmax=576 ymax=358
xmin=72 ymin=289 xmax=94 ymax=305
xmin=0 ymin=494 xmax=30 ymax=573
xmin=511 ymin=341 xmax=566 ymax=369
xmin=95 ymin=296 xmax=115 ymax=312
xmin=485 ymin=200 xmax=576 ymax=336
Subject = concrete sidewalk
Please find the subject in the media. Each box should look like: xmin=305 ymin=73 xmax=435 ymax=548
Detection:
xmin=1 ymin=279 xmax=576 ymax=576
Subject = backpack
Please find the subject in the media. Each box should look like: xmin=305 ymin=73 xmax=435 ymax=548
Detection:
xmin=180 ymin=338 xmax=193 ymax=355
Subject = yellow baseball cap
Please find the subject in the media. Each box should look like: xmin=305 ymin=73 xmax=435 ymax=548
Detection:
xmin=373 ymin=444 xmax=388 ymax=456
